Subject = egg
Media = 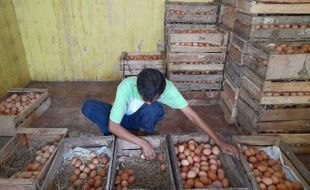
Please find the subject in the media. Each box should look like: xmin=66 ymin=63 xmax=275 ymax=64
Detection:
xmin=292 ymin=180 xmax=303 ymax=190
xmin=187 ymin=156 xmax=194 ymax=165
xmin=74 ymin=168 xmax=81 ymax=175
xmin=73 ymin=179 xmax=83 ymax=187
xmin=81 ymin=184 xmax=90 ymax=190
xmin=188 ymin=144 xmax=195 ymax=151
xmin=94 ymin=179 xmax=102 ymax=187
xmin=199 ymin=176 xmax=211 ymax=185
xmin=35 ymin=155 xmax=42 ymax=162
xmin=194 ymin=179 xmax=205 ymax=188
xmin=211 ymin=146 xmax=220 ymax=155
xmin=90 ymin=151 xmax=97 ymax=158
xmin=256 ymin=176 xmax=262 ymax=183
xmin=88 ymin=163 xmax=96 ymax=170
xmin=79 ymin=172 xmax=88 ymax=180
xmin=267 ymin=185 xmax=276 ymax=190
xmin=184 ymin=179 xmax=194 ymax=189
xmin=40 ymin=158 xmax=47 ymax=164
xmin=121 ymin=180 xmax=128 ymax=187
xmin=260 ymin=183 xmax=267 ymax=190
xmin=203 ymin=148 xmax=212 ymax=155
xmin=128 ymin=175 xmax=135 ymax=184
xmin=200 ymin=161 xmax=208 ymax=166
xmin=187 ymin=170 xmax=197 ymax=179
xmin=249 ymin=156 xmax=257 ymax=163
xmin=262 ymin=177 xmax=273 ymax=185
xmin=48 ymin=145 xmax=56 ymax=153
xmin=92 ymin=158 xmax=99 ymax=165
xmin=75 ymin=160 xmax=82 ymax=168
xmin=181 ymin=159 xmax=190 ymax=166
xmin=257 ymin=165 xmax=267 ymax=172
xmin=90 ymin=170 xmax=97 ymax=178
xmin=181 ymin=172 xmax=187 ymax=180
xmin=264 ymin=171 xmax=272 ymax=177
xmin=87 ymin=179 xmax=95 ymax=186
xmin=210 ymin=164 xmax=217 ymax=171
xmin=277 ymin=183 xmax=287 ymax=190
xmin=178 ymin=145 xmax=185 ymax=153
xmin=79 ymin=165 xmax=86 ymax=171
xmin=271 ymin=175 xmax=279 ymax=184
xmin=194 ymin=147 xmax=202 ymax=155
xmin=43 ymin=152 xmax=50 ymax=158
xmin=114 ymin=176 xmax=121 ymax=185
xmin=218 ymin=172 xmax=225 ymax=181
xmin=201 ymin=165 xmax=209 ymax=172
xmin=178 ymin=153 xmax=186 ymax=160
xmin=121 ymin=172 xmax=129 ymax=181
xmin=212 ymin=180 xmax=223 ymax=188
xmin=127 ymin=169 xmax=134 ymax=175
xmin=32 ymin=163 xmax=41 ymax=171
xmin=193 ymin=156 xmax=201 ymax=163
xmin=208 ymin=171 xmax=218 ymax=181
xmin=160 ymin=164 xmax=166 ymax=172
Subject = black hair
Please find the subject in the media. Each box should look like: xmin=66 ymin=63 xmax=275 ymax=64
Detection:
xmin=137 ymin=68 xmax=166 ymax=102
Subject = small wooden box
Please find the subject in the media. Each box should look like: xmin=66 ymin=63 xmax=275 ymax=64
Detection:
xmin=219 ymin=5 xmax=237 ymax=31
xmin=167 ymin=133 xmax=252 ymax=190
xmin=237 ymin=0 xmax=310 ymax=14
xmin=234 ymin=12 xmax=310 ymax=41
xmin=41 ymin=136 xmax=115 ymax=190
xmin=0 ymin=128 xmax=68 ymax=190
xmin=119 ymin=52 xmax=165 ymax=77
xmin=233 ymin=135 xmax=310 ymax=189
xmin=0 ymin=88 xmax=50 ymax=136
xmin=108 ymin=135 xmax=176 ymax=190
xmin=165 ymin=2 xmax=218 ymax=24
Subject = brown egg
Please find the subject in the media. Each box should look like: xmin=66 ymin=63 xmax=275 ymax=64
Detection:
xmin=79 ymin=173 xmax=88 ymax=180
xmin=90 ymin=170 xmax=97 ymax=178
xmin=285 ymin=181 xmax=293 ymax=189
xmin=70 ymin=175 xmax=78 ymax=183
xmin=260 ymin=183 xmax=267 ymax=190
xmin=184 ymin=179 xmax=194 ymax=189
xmin=114 ymin=176 xmax=121 ymax=185
xmin=81 ymin=184 xmax=90 ymax=190
xmin=277 ymin=183 xmax=287 ymax=190
xmin=271 ymin=175 xmax=279 ymax=184
xmin=262 ymin=177 xmax=273 ymax=186
xmin=208 ymin=171 xmax=218 ymax=181
xmin=257 ymin=165 xmax=267 ymax=172
xmin=83 ymin=167 xmax=91 ymax=174
xmin=92 ymin=158 xmax=99 ymax=165
xmin=157 ymin=154 xmax=164 ymax=161
xmin=94 ymin=179 xmax=102 ymax=188
xmin=256 ymin=176 xmax=262 ymax=183
xmin=201 ymin=165 xmax=209 ymax=172
xmin=292 ymin=180 xmax=303 ymax=190
xmin=90 ymin=151 xmax=97 ymax=158
xmin=199 ymin=176 xmax=211 ymax=185
xmin=75 ymin=160 xmax=82 ymax=168
xmin=121 ymin=172 xmax=129 ymax=181
xmin=87 ymin=178 xmax=95 ymax=186
xmin=98 ymin=168 xmax=106 ymax=177
xmin=194 ymin=179 xmax=205 ymax=188
xmin=218 ymin=172 xmax=225 ymax=181
xmin=160 ymin=164 xmax=167 ymax=172
xmin=94 ymin=175 xmax=102 ymax=181
xmin=187 ymin=170 xmax=197 ymax=179
xmin=79 ymin=165 xmax=86 ymax=171
xmin=249 ymin=156 xmax=257 ymax=163
xmin=121 ymin=180 xmax=128 ymax=187
xmin=88 ymin=163 xmax=96 ymax=170
xmin=267 ymin=185 xmax=276 ymax=190
xmin=74 ymin=168 xmax=81 ymax=175
xmin=222 ymin=178 xmax=230 ymax=188
xmin=264 ymin=171 xmax=272 ymax=177
xmin=32 ymin=163 xmax=41 ymax=171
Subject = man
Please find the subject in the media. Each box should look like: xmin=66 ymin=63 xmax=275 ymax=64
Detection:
xmin=82 ymin=68 xmax=238 ymax=160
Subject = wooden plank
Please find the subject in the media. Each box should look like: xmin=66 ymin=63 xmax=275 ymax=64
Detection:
xmin=220 ymin=93 xmax=237 ymax=124
xmin=263 ymin=81 xmax=310 ymax=92
xmin=237 ymin=0 xmax=310 ymax=14
xmin=169 ymin=45 xmax=226 ymax=53
xmin=238 ymin=87 xmax=261 ymax=113
xmin=225 ymin=55 xmax=243 ymax=88
xmin=240 ymin=76 xmax=262 ymax=102
xmin=165 ymin=2 xmax=218 ymax=24
xmin=122 ymin=69 xmax=166 ymax=76
xmin=237 ymin=99 xmax=259 ymax=129
xmin=187 ymin=99 xmax=219 ymax=106
xmin=168 ymin=63 xmax=224 ymax=72
xmin=259 ymin=120 xmax=310 ymax=133
xmin=256 ymin=0 xmax=310 ymax=3
xmin=261 ymin=108 xmax=310 ymax=121
xmin=169 ymin=74 xmax=223 ymax=82
xmin=175 ymin=83 xmax=222 ymax=91
xmin=219 ymin=5 xmax=236 ymax=30
xmin=260 ymin=95 xmax=310 ymax=105
xmin=169 ymin=32 xmax=226 ymax=45
xmin=167 ymin=52 xmax=226 ymax=63
xmin=241 ymin=67 xmax=264 ymax=91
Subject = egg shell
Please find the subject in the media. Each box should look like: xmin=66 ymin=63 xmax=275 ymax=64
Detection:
xmin=194 ymin=147 xmax=202 ymax=155
xmin=81 ymin=184 xmax=90 ymax=190
xmin=90 ymin=151 xmax=97 ymax=158
xmin=74 ymin=169 xmax=81 ymax=175
xmin=187 ymin=156 xmax=194 ymax=165
xmin=191 ymin=167 xmax=200 ymax=174
xmin=199 ymin=176 xmax=211 ymax=185
xmin=160 ymin=164 xmax=167 ymax=172
xmin=21 ymin=171 xmax=33 ymax=178
xmin=271 ymin=175 xmax=279 ymax=184
xmin=187 ymin=170 xmax=197 ymax=179
xmin=194 ymin=179 xmax=205 ymax=188
xmin=32 ymin=163 xmax=41 ymax=171
xmin=88 ymin=178 xmax=95 ymax=186
xmin=88 ymin=163 xmax=96 ymax=170
xmin=249 ymin=156 xmax=257 ymax=163
xmin=277 ymin=183 xmax=287 ymax=190
xmin=178 ymin=153 xmax=186 ymax=160
xmin=210 ymin=164 xmax=217 ymax=171
xmin=184 ymin=179 xmax=194 ymax=189
xmin=211 ymin=146 xmax=220 ymax=155
xmin=114 ymin=176 xmax=121 ymax=184
xmin=178 ymin=145 xmax=185 ymax=153
xmin=181 ymin=159 xmax=190 ymax=166
xmin=73 ymin=179 xmax=83 ymax=187
xmin=203 ymin=148 xmax=212 ymax=155
xmin=188 ymin=144 xmax=196 ymax=151
xmin=121 ymin=180 xmax=128 ymax=187
xmin=208 ymin=171 xmax=218 ymax=181
xmin=292 ymin=180 xmax=303 ymax=190
xmin=201 ymin=165 xmax=209 ymax=172
xmin=79 ymin=172 xmax=88 ymax=180
xmin=127 ymin=169 xmax=134 ymax=175
xmin=48 ymin=145 xmax=56 ymax=153
xmin=262 ymin=177 xmax=273 ymax=185
xmin=257 ymin=165 xmax=268 ymax=172
xmin=218 ymin=172 xmax=225 ymax=181
xmin=92 ymin=158 xmax=99 ymax=165
xmin=70 ymin=175 xmax=78 ymax=183
xmin=264 ymin=171 xmax=272 ymax=177
xmin=83 ymin=167 xmax=91 ymax=174
xmin=94 ymin=179 xmax=102 ymax=187
xmin=90 ymin=170 xmax=97 ymax=178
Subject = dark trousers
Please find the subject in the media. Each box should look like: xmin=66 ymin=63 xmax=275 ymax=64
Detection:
xmin=81 ymin=99 xmax=164 ymax=135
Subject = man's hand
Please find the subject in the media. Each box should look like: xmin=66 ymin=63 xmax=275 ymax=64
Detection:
xmin=218 ymin=140 xmax=239 ymax=159
xmin=141 ymin=140 xmax=156 ymax=160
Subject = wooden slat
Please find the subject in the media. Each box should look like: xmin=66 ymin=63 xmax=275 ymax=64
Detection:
xmin=241 ymin=67 xmax=264 ymax=91
xmin=122 ymin=69 xmax=166 ymax=76
xmin=260 ymin=96 xmax=310 ymax=105
xmin=256 ymin=0 xmax=310 ymax=3
xmin=168 ymin=63 xmax=224 ymax=72
xmin=169 ymin=45 xmax=226 ymax=53
xmin=169 ymin=74 xmax=223 ymax=82
xmin=240 ymin=76 xmax=262 ymax=102
xmin=237 ymin=0 xmax=310 ymax=14
xmin=259 ymin=120 xmax=310 ymax=133
xmin=175 ymin=83 xmax=222 ymax=91
xmin=261 ymin=108 xmax=310 ymax=121
xmin=170 ymin=32 xmax=225 ymax=45
xmin=167 ymin=52 xmax=226 ymax=63
xmin=263 ymin=81 xmax=310 ymax=92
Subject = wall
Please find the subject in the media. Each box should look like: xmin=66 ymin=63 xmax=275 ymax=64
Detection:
xmin=13 ymin=0 xmax=211 ymax=81
xmin=0 ymin=0 xmax=30 ymax=95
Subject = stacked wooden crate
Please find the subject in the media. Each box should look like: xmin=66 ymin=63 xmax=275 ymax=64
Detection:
xmin=232 ymin=0 xmax=310 ymax=133
xmin=119 ymin=52 xmax=165 ymax=78
xmin=218 ymin=0 xmax=237 ymax=31
xmin=165 ymin=2 xmax=229 ymax=105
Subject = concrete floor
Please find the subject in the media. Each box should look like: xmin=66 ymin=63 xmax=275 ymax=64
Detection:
xmin=0 ymin=81 xmax=309 ymax=171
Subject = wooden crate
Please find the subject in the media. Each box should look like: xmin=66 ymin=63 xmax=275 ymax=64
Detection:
xmin=167 ymin=52 xmax=226 ymax=63
xmin=214 ymin=0 xmax=237 ymax=7
xmin=181 ymin=90 xmax=220 ymax=106
xmin=0 ymin=128 xmax=67 ymax=190
xmin=220 ymin=79 xmax=239 ymax=124
xmin=234 ymin=12 xmax=310 ymax=41
xmin=108 ymin=135 xmax=176 ymax=190
xmin=233 ymin=135 xmax=310 ymax=189
xmin=165 ymin=2 xmax=218 ymax=24
xmin=167 ymin=27 xmax=229 ymax=53
xmin=237 ymin=86 xmax=310 ymax=134
xmin=0 ymin=88 xmax=50 ymax=136
xmin=237 ymin=0 xmax=310 ymax=14
xmin=219 ymin=5 xmax=237 ymax=31
xmin=167 ymin=133 xmax=252 ymax=190
xmin=244 ymin=42 xmax=310 ymax=81
xmin=119 ymin=52 xmax=166 ymax=77
xmin=224 ymin=54 xmax=243 ymax=88
xmin=40 ymin=136 xmax=115 ymax=190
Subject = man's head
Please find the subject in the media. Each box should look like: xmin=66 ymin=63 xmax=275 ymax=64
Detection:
xmin=137 ymin=68 xmax=166 ymax=104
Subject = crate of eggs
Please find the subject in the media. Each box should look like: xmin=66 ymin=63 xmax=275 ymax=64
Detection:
xmin=243 ymin=42 xmax=310 ymax=81
xmin=0 ymin=128 xmax=67 ymax=189
xmin=168 ymin=133 xmax=252 ymax=189
xmin=236 ymin=0 xmax=310 ymax=14
xmin=167 ymin=27 xmax=229 ymax=53
xmin=40 ymin=136 xmax=114 ymax=190
xmin=234 ymin=12 xmax=310 ymax=41
xmin=0 ymin=88 xmax=50 ymax=136
xmin=165 ymin=2 xmax=218 ymax=24
xmin=119 ymin=52 xmax=165 ymax=77
xmin=233 ymin=135 xmax=310 ymax=190
xmin=109 ymin=135 xmax=176 ymax=190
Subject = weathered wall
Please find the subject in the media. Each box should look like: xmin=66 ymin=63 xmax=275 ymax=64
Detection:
xmin=0 ymin=0 xmax=30 ymax=95
xmin=13 ymin=0 xmax=211 ymax=81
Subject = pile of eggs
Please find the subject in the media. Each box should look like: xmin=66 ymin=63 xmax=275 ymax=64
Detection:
xmin=14 ymin=142 xmax=58 ymax=179
xmin=174 ymin=138 xmax=230 ymax=189
xmin=124 ymin=54 xmax=163 ymax=61
xmin=114 ymin=169 xmax=136 ymax=190
xmin=68 ymin=152 xmax=109 ymax=190
xmin=0 ymin=93 xmax=42 ymax=115
xmin=241 ymin=146 xmax=304 ymax=190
